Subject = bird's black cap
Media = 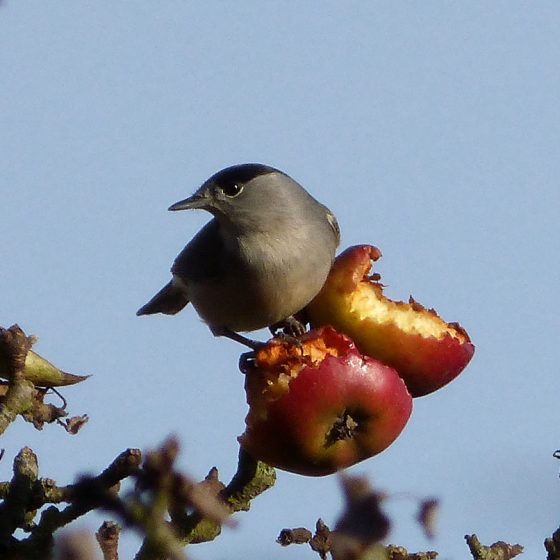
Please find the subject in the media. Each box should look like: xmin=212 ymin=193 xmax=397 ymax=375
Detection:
xmin=210 ymin=163 xmax=278 ymax=190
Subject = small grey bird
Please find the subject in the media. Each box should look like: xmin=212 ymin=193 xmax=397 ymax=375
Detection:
xmin=137 ymin=163 xmax=340 ymax=348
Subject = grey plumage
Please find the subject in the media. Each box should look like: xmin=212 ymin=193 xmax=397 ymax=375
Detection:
xmin=137 ymin=163 xmax=339 ymax=342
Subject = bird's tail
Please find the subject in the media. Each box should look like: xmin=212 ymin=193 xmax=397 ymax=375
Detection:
xmin=136 ymin=281 xmax=190 ymax=316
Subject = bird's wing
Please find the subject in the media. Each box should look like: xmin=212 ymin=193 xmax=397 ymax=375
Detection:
xmin=171 ymin=219 xmax=225 ymax=282
xmin=326 ymin=209 xmax=341 ymax=247
xmin=136 ymin=220 xmax=224 ymax=317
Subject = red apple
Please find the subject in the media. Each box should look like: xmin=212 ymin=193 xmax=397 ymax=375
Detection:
xmin=239 ymin=327 xmax=412 ymax=476
xmin=306 ymin=245 xmax=474 ymax=397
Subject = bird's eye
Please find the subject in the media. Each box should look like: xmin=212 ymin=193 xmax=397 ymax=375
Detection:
xmin=221 ymin=183 xmax=244 ymax=197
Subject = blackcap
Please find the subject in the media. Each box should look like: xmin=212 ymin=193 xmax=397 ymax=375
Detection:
xmin=137 ymin=163 xmax=339 ymax=348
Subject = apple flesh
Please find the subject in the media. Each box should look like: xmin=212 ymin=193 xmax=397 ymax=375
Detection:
xmin=239 ymin=327 xmax=412 ymax=476
xmin=306 ymin=245 xmax=474 ymax=397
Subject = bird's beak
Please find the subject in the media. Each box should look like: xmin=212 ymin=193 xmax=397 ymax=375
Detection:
xmin=168 ymin=192 xmax=208 ymax=212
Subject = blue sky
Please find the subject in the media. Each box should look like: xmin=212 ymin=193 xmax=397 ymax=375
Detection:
xmin=1 ymin=2 xmax=559 ymax=558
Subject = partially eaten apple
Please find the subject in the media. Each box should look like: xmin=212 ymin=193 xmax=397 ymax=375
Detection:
xmin=239 ymin=327 xmax=412 ymax=476
xmin=306 ymin=245 xmax=474 ymax=397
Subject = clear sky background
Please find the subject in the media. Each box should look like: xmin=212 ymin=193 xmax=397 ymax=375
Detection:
xmin=1 ymin=2 xmax=559 ymax=559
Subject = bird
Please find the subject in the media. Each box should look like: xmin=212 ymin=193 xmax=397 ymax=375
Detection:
xmin=137 ymin=163 xmax=340 ymax=349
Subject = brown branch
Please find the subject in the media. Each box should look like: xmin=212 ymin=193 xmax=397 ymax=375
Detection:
xmin=135 ymin=446 xmax=276 ymax=560
xmin=0 ymin=325 xmax=33 ymax=375
xmin=31 ymin=447 xmax=142 ymax=529
xmin=0 ymin=375 xmax=35 ymax=435
xmin=465 ymin=534 xmax=523 ymax=560
xmin=0 ymin=447 xmax=141 ymax=559
xmin=0 ymin=436 xmax=276 ymax=560
xmin=0 ymin=447 xmax=39 ymax=550
xmin=545 ymin=527 xmax=560 ymax=560
xmin=277 ymin=527 xmax=313 ymax=546
xmin=276 ymin=477 xmax=441 ymax=560
xmin=386 ymin=546 xmax=438 ymax=560
xmin=96 ymin=521 xmax=121 ymax=560
xmin=224 ymin=448 xmax=276 ymax=511
xmin=0 ymin=325 xmax=35 ymax=436
xmin=0 ymin=325 xmax=89 ymax=435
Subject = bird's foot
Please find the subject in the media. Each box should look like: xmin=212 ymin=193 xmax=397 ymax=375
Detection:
xmin=239 ymin=351 xmax=256 ymax=374
xmin=268 ymin=316 xmax=306 ymax=357
xmin=269 ymin=315 xmax=307 ymax=338
xmin=211 ymin=326 xmax=264 ymax=351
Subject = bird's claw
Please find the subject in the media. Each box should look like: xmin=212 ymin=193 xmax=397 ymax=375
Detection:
xmin=269 ymin=315 xmax=307 ymax=338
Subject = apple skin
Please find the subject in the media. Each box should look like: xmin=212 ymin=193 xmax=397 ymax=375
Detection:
xmin=306 ymin=245 xmax=475 ymax=397
xmin=239 ymin=327 xmax=412 ymax=477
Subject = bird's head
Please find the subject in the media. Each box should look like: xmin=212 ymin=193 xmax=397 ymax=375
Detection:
xmin=169 ymin=163 xmax=317 ymax=234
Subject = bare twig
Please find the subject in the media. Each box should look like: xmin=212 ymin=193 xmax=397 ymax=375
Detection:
xmin=386 ymin=545 xmax=438 ymax=560
xmin=545 ymin=527 xmax=560 ymax=560
xmin=465 ymin=534 xmax=523 ymax=560
xmin=96 ymin=521 xmax=121 ymax=560
xmin=135 ymin=446 xmax=276 ymax=560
